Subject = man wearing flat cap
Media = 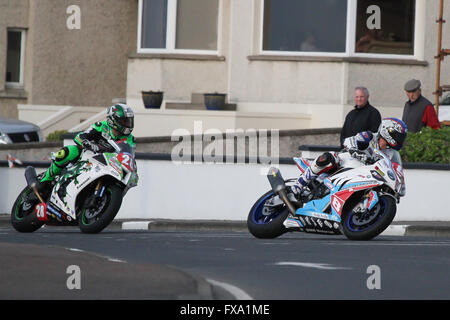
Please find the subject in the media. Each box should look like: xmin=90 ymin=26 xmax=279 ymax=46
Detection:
xmin=402 ymin=79 xmax=441 ymax=133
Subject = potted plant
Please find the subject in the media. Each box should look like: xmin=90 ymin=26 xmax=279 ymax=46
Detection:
xmin=204 ymin=92 xmax=226 ymax=110
xmin=142 ymin=91 xmax=163 ymax=109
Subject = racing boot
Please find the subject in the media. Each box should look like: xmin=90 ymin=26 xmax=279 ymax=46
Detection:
xmin=35 ymin=146 xmax=80 ymax=195
xmin=291 ymin=152 xmax=338 ymax=201
xmin=35 ymin=162 xmax=62 ymax=197
xmin=290 ymin=167 xmax=316 ymax=201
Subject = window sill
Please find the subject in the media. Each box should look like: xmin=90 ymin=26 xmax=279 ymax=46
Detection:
xmin=129 ymin=53 xmax=226 ymax=61
xmin=0 ymin=87 xmax=28 ymax=99
xmin=247 ymin=55 xmax=428 ymax=66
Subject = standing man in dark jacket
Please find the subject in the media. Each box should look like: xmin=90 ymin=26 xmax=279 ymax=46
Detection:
xmin=340 ymin=86 xmax=382 ymax=148
xmin=402 ymin=79 xmax=441 ymax=133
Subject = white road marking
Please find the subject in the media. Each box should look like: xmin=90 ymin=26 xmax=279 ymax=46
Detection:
xmin=66 ymin=247 xmax=127 ymax=263
xmin=207 ymin=279 xmax=253 ymax=300
xmin=274 ymin=261 xmax=353 ymax=270
xmin=106 ymin=257 xmax=127 ymax=263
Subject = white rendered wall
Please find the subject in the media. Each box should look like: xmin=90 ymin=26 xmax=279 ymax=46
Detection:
xmin=1 ymin=161 xmax=449 ymax=222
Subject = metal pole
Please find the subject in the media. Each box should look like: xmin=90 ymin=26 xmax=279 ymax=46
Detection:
xmin=435 ymin=0 xmax=445 ymax=117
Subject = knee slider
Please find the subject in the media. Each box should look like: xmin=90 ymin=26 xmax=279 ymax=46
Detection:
xmin=55 ymin=147 xmax=69 ymax=161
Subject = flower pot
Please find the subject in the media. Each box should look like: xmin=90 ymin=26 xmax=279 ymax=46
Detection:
xmin=142 ymin=91 xmax=163 ymax=109
xmin=204 ymin=93 xmax=226 ymax=110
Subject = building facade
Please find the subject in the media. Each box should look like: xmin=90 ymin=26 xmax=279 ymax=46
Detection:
xmin=0 ymin=0 xmax=137 ymax=119
xmin=127 ymin=0 xmax=450 ymax=136
xmin=1 ymin=0 xmax=449 ymax=137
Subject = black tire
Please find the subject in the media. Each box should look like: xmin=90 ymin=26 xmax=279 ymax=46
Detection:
xmin=11 ymin=186 xmax=44 ymax=233
xmin=247 ymin=190 xmax=290 ymax=239
xmin=341 ymin=195 xmax=396 ymax=240
xmin=78 ymin=184 xmax=123 ymax=234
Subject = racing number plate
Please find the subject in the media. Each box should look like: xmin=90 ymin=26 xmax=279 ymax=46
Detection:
xmin=35 ymin=203 xmax=48 ymax=221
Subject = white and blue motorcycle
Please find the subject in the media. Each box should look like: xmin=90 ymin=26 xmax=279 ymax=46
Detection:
xmin=248 ymin=149 xmax=405 ymax=240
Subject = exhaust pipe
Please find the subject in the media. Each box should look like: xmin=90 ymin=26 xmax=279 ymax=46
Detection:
xmin=25 ymin=166 xmax=45 ymax=203
xmin=267 ymin=167 xmax=297 ymax=216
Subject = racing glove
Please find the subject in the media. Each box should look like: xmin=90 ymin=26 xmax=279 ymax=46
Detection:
xmin=355 ymin=131 xmax=373 ymax=150
xmin=349 ymin=148 xmax=370 ymax=163
xmin=82 ymin=140 xmax=100 ymax=153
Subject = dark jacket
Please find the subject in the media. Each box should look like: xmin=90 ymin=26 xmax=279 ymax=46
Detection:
xmin=402 ymin=95 xmax=434 ymax=133
xmin=340 ymin=102 xmax=382 ymax=148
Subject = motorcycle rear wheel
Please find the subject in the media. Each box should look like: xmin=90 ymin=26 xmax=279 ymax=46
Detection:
xmin=342 ymin=195 xmax=396 ymax=240
xmin=11 ymin=186 xmax=44 ymax=233
xmin=247 ymin=190 xmax=290 ymax=239
xmin=78 ymin=184 xmax=123 ymax=234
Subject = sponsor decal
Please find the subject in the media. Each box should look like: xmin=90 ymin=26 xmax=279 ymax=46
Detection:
xmin=76 ymin=177 xmax=91 ymax=189
xmin=312 ymin=212 xmax=330 ymax=220
xmin=299 ymin=217 xmax=306 ymax=226
xmin=325 ymin=181 xmax=334 ymax=190
xmin=47 ymin=204 xmax=62 ymax=219
xmin=108 ymin=157 xmax=122 ymax=175
xmin=324 ymin=220 xmax=333 ymax=229
xmin=284 ymin=219 xmax=302 ymax=228
xmin=316 ymin=219 xmax=323 ymax=228
xmin=331 ymin=196 xmax=344 ymax=215
xmin=305 ymin=217 xmax=312 ymax=225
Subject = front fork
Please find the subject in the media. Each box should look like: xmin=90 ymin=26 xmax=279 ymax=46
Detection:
xmin=85 ymin=180 xmax=105 ymax=208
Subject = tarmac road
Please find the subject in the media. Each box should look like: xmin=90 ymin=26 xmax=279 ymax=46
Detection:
xmin=1 ymin=223 xmax=449 ymax=300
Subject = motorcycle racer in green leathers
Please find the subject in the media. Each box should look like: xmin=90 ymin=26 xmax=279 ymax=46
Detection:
xmin=37 ymin=103 xmax=135 ymax=193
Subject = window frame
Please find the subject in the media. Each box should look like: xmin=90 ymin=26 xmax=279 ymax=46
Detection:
xmin=137 ymin=0 xmax=222 ymax=55
xmin=5 ymin=28 xmax=26 ymax=88
xmin=259 ymin=0 xmax=420 ymax=60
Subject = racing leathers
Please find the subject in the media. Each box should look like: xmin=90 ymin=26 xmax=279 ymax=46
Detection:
xmin=292 ymin=131 xmax=394 ymax=195
xmin=40 ymin=121 xmax=136 ymax=185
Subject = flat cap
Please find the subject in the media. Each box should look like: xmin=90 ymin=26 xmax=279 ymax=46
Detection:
xmin=404 ymin=79 xmax=421 ymax=91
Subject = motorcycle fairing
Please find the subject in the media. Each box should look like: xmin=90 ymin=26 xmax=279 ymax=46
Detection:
xmin=293 ymin=157 xmax=310 ymax=173
xmin=49 ymin=155 xmax=123 ymax=220
xmin=285 ymin=177 xmax=382 ymax=233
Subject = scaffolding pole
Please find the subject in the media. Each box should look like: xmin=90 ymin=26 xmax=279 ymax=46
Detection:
xmin=434 ymin=0 xmax=450 ymax=123
xmin=434 ymin=0 xmax=445 ymax=117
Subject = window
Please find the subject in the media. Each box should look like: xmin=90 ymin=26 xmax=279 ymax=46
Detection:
xmin=138 ymin=0 xmax=219 ymax=53
xmin=263 ymin=0 xmax=348 ymax=53
xmin=5 ymin=29 xmax=25 ymax=86
xmin=355 ymin=0 xmax=415 ymax=55
xmin=261 ymin=0 xmax=417 ymax=58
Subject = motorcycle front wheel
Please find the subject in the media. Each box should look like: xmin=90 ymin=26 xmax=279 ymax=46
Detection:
xmin=247 ymin=190 xmax=290 ymax=239
xmin=341 ymin=195 xmax=396 ymax=240
xmin=78 ymin=184 xmax=123 ymax=234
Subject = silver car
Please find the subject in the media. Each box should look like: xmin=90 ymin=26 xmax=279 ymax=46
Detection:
xmin=0 ymin=118 xmax=44 ymax=144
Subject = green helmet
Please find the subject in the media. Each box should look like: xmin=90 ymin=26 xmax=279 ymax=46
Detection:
xmin=106 ymin=104 xmax=134 ymax=136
